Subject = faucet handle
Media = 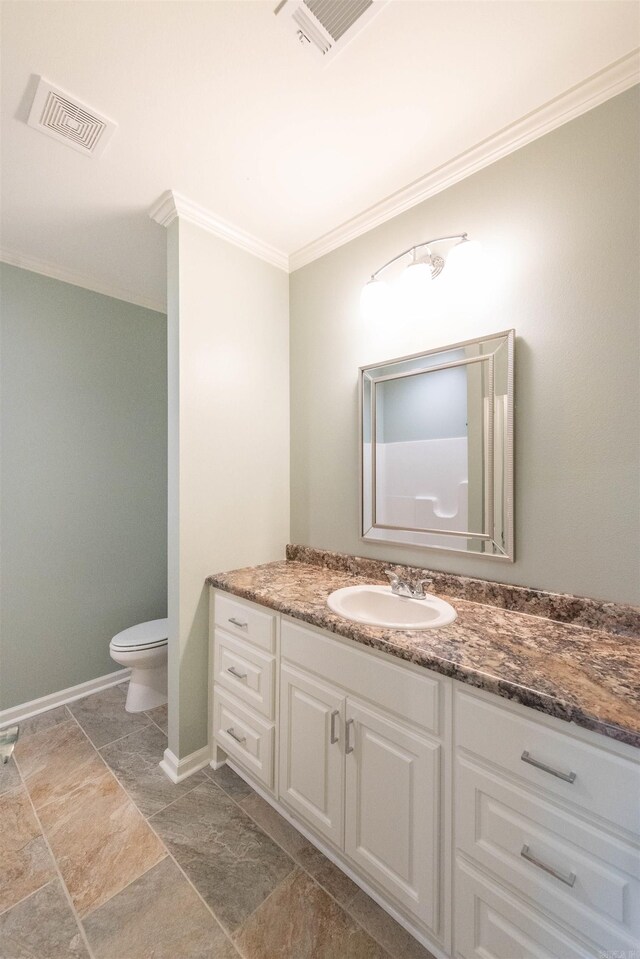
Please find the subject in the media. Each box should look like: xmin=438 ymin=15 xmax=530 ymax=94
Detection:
xmin=409 ymin=578 xmax=433 ymax=599
xmin=384 ymin=569 xmax=400 ymax=588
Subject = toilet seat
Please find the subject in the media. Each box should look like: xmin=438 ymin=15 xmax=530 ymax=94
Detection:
xmin=110 ymin=618 xmax=168 ymax=652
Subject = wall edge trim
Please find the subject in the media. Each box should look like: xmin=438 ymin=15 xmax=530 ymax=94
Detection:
xmin=0 ymin=248 xmax=166 ymax=313
xmin=148 ymin=190 xmax=290 ymax=272
xmin=289 ymin=51 xmax=640 ymax=271
xmin=0 ymin=668 xmax=132 ymax=729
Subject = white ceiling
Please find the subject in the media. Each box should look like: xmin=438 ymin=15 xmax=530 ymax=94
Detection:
xmin=1 ymin=1 xmax=638 ymax=311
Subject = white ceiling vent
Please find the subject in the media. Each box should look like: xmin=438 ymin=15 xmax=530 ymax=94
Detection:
xmin=275 ymin=0 xmax=387 ymax=61
xmin=27 ymin=77 xmax=116 ymax=158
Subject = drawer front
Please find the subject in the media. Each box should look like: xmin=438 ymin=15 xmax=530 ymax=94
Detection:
xmin=456 ymin=689 xmax=640 ymax=836
xmin=281 ymin=618 xmax=442 ymax=736
xmin=455 ymin=859 xmax=595 ymax=959
xmin=456 ymin=756 xmax=640 ymax=951
xmin=214 ymin=630 xmax=275 ymax=719
xmin=213 ymin=686 xmax=274 ymax=789
xmin=214 ymin=591 xmax=276 ymax=653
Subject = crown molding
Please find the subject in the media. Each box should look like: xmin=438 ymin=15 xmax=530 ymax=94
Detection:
xmin=149 ymin=189 xmax=289 ymax=272
xmin=0 ymin=247 xmax=165 ymax=313
xmin=289 ymin=50 xmax=640 ymax=272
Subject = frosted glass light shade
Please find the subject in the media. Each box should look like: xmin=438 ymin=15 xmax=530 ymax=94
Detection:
xmin=398 ymin=258 xmax=431 ymax=317
xmin=360 ymin=277 xmax=391 ymax=321
xmin=446 ymin=238 xmax=483 ymax=272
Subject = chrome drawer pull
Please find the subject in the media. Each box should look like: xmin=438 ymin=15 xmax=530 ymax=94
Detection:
xmin=228 ymin=617 xmax=248 ymax=629
xmin=330 ymin=710 xmax=340 ymax=744
xmin=521 ymin=844 xmax=576 ymax=888
xmin=521 ymin=750 xmax=577 ymax=783
xmin=226 ymin=727 xmax=246 ymax=745
xmin=227 ymin=666 xmax=248 ymax=680
xmin=345 ymin=718 xmax=355 ymax=754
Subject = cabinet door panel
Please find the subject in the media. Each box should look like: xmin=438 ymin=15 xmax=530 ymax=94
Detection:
xmin=279 ymin=664 xmax=344 ymax=847
xmin=345 ymin=699 xmax=441 ymax=933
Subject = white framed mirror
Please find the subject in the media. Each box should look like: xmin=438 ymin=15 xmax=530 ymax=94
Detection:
xmin=360 ymin=329 xmax=515 ymax=561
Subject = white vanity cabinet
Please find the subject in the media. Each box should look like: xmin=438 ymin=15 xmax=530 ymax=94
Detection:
xmin=209 ymin=587 xmax=640 ymax=959
xmin=210 ymin=592 xmax=277 ymax=791
xmin=279 ymin=662 xmax=345 ymax=847
xmin=279 ymin=618 xmax=448 ymax=936
xmin=453 ymin=687 xmax=640 ymax=959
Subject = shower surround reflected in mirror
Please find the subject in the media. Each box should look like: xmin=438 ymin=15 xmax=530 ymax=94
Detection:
xmin=360 ymin=330 xmax=514 ymax=560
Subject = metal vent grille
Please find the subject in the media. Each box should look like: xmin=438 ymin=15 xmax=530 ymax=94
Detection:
xmin=27 ymin=77 xmax=116 ymax=157
xmin=303 ymin=0 xmax=372 ymax=42
xmin=40 ymin=91 xmax=106 ymax=152
xmin=275 ymin=0 xmax=386 ymax=62
xmin=292 ymin=8 xmax=332 ymax=53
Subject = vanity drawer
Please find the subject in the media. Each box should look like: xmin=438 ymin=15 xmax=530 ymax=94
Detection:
xmin=281 ymin=618 xmax=442 ymax=736
xmin=214 ymin=630 xmax=275 ymax=719
xmin=454 ymin=859 xmax=595 ymax=959
xmin=214 ymin=592 xmax=276 ymax=653
xmin=456 ymin=689 xmax=640 ymax=836
xmin=213 ymin=687 xmax=274 ymax=789
xmin=456 ymin=756 xmax=640 ymax=951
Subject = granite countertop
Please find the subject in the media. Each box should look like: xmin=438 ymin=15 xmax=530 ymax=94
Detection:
xmin=206 ymin=550 xmax=640 ymax=750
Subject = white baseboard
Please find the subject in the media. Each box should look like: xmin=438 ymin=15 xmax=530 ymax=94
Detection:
xmin=0 ymin=668 xmax=131 ymax=729
xmin=160 ymin=745 xmax=211 ymax=784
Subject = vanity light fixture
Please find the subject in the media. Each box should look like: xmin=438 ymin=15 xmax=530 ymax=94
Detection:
xmin=360 ymin=233 xmax=480 ymax=320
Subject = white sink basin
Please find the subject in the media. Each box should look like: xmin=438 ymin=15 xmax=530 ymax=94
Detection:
xmin=327 ymin=585 xmax=457 ymax=630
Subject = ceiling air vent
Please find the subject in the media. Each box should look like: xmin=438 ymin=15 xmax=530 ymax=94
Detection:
xmin=27 ymin=77 xmax=116 ymax=158
xmin=275 ymin=0 xmax=387 ymax=61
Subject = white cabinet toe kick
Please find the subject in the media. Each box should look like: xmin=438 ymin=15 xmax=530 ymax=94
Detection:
xmin=209 ymin=587 xmax=640 ymax=959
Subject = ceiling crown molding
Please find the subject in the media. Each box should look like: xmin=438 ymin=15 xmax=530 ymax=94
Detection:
xmin=149 ymin=190 xmax=289 ymax=272
xmin=289 ymin=49 xmax=640 ymax=272
xmin=0 ymin=247 xmax=165 ymax=313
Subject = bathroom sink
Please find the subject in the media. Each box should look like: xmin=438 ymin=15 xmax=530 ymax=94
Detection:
xmin=326 ymin=585 xmax=457 ymax=630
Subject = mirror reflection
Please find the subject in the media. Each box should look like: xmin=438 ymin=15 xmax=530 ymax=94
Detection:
xmin=361 ymin=330 xmax=514 ymax=560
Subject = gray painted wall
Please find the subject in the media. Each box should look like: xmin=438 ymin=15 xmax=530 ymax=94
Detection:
xmin=290 ymin=87 xmax=640 ymax=605
xmin=1 ymin=264 xmax=167 ymax=709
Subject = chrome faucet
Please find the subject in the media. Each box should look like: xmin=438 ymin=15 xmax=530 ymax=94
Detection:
xmin=384 ymin=569 xmax=433 ymax=600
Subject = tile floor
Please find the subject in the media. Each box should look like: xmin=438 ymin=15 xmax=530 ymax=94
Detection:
xmin=0 ymin=684 xmax=435 ymax=959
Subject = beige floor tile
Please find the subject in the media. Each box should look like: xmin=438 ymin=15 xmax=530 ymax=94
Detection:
xmin=233 ymin=868 xmax=391 ymax=959
xmin=151 ymin=781 xmax=294 ymax=933
xmin=15 ymin=705 xmax=71 ymax=740
xmin=204 ymin=763 xmax=252 ymax=799
xmin=68 ymin=687 xmax=150 ymax=748
xmin=239 ymin=792 xmax=359 ymax=906
xmin=14 ymin=720 xmax=98 ymax=811
xmin=0 ymin=784 xmax=56 ymax=914
xmin=346 ymin=889 xmax=437 ymax=959
xmin=295 ymin=842 xmax=360 ymax=906
xmin=83 ymin=857 xmax=240 ymax=959
xmin=145 ymin=703 xmax=169 ymax=733
xmin=38 ymin=762 xmax=166 ymax=917
xmin=0 ymin=879 xmax=89 ymax=958
xmin=100 ymin=724 xmax=207 ymax=817
xmin=239 ymin=792 xmax=312 ymax=857
xmin=0 ymin=756 xmax=21 ymax=796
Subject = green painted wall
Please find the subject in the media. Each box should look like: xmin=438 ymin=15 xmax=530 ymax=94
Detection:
xmin=0 ymin=264 xmax=167 ymax=709
xmin=290 ymin=87 xmax=640 ymax=605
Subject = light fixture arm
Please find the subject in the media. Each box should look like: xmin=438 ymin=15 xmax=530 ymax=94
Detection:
xmin=370 ymin=233 xmax=468 ymax=279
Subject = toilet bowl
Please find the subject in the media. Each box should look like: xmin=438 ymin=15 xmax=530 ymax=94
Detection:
xmin=109 ymin=618 xmax=168 ymax=713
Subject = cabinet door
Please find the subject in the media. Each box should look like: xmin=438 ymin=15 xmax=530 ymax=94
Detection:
xmin=345 ymin=698 xmax=441 ymax=933
xmin=279 ymin=664 xmax=344 ymax=847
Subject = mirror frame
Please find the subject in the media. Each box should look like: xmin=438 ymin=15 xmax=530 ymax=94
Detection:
xmin=359 ymin=329 xmax=515 ymax=562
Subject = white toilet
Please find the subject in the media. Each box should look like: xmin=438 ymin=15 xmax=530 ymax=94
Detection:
xmin=109 ymin=618 xmax=168 ymax=713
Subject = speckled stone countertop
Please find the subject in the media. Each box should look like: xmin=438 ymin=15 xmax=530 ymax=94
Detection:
xmin=206 ymin=547 xmax=640 ymax=750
